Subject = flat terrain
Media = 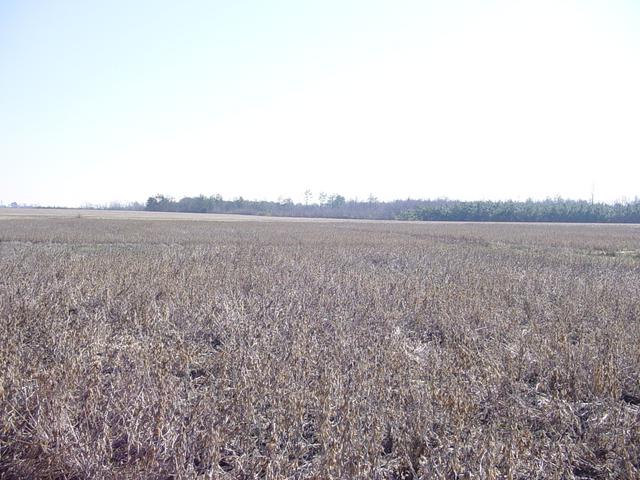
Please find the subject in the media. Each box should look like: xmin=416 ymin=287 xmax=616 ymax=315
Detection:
xmin=0 ymin=208 xmax=326 ymax=222
xmin=1 ymin=212 xmax=639 ymax=479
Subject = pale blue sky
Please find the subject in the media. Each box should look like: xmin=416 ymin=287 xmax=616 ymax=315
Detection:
xmin=1 ymin=0 xmax=639 ymax=206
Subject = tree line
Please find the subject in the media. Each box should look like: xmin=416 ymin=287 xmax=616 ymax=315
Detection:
xmin=399 ymin=198 xmax=640 ymax=223
xmin=143 ymin=194 xmax=640 ymax=223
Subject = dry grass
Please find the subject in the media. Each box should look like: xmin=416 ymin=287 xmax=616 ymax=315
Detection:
xmin=1 ymin=215 xmax=639 ymax=479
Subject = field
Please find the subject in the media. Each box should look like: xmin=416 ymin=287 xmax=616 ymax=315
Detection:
xmin=1 ymin=210 xmax=639 ymax=479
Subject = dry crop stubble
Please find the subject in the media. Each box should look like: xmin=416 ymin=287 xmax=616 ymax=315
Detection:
xmin=0 ymin=214 xmax=639 ymax=479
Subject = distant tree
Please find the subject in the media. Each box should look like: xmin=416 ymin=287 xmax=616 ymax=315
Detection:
xmin=328 ymin=194 xmax=346 ymax=208
xmin=146 ymin=196 xmax=158 ymax=211
xmin=146 ymin=194 xmax=173 ymax=211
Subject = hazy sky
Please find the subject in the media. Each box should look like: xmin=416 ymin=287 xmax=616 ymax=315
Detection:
xmin=1 ymin=0 xmax=639 ymax=206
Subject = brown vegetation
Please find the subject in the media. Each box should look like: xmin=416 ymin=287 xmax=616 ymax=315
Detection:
xmin=1 ymin=215 xmax=639 ymax=478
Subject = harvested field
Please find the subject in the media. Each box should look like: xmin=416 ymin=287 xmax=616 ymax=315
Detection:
xmin=1 ymin=211 xmax=639 ymax=478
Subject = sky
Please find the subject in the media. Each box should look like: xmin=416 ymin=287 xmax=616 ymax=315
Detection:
xmin=1 ymin=0 xmax=639 ymax=207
